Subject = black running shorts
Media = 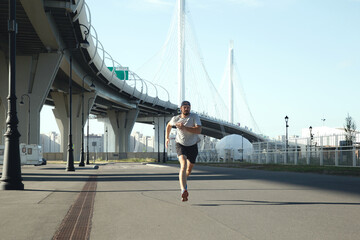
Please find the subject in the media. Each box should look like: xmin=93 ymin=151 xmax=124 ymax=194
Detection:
xmin=175 ymin=142 xmax=198 ymax=164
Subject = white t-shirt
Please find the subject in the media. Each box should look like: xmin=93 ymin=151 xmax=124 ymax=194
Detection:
xmin=169 ymin=113 xmax=202 ymax=146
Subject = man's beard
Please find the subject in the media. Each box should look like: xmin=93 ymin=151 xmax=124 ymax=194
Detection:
xmin=183 ymin=111 xmax=190 ymax=116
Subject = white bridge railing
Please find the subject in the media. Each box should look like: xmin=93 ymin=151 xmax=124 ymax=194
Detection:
xmin=185 ymin=134 xmax=360 ymax=167
xmin=249 ymin=134 xmax=360 ymax=167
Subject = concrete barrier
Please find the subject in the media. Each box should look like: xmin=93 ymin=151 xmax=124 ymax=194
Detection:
xmin=43 ymin=153 xmax=64 ymax=161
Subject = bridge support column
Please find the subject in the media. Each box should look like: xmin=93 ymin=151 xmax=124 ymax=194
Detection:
xmin=154 ymin=116 xmax=171 ymax=162
xmin=117 ymin=109 xmax=139 ymax=153
xmin=52 ymin=91 xmax=91 ymax=162
xmin=0 ymin=52 xmax=62 ymax=145
xmin=101 ymin=109 xmax=139 ymax=155
xmin=123 ymin=109 xmax=139 ymax=152
xmin=106 ymin=110 xmax=120 ymax=153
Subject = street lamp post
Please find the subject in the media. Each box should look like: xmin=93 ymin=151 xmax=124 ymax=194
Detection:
xmin=105 ymin=127 xmax=108 ymax=161
xmin=86 ymin=97 xmax=95 ymax=165
xmin=241 ymin=134 xmax=244 ymax=161
xmin=78 ymin=75 xmax=86 ymax=167
xmin=79 ymin=75 xmax=94 ymax=167
xmin=163 ymin=117 xmax=166 ymax=163
xmin=79 ymin=76 xmax=86 ymax=167
xmin=0 ymin=0 xmax=24 ymax=190
xmin=66 ymin=24 xmax=90 ymax=171
xmin=157 ymin=117 xmax=160 ymax=162
xmin=309 ymin=126 xmax=313 ymax=162
xmin=19 ymin=94 xmax=30 ymax=144
xmin=285 ymin=116 xmax=289 ymax=164
xmin=66 ymin=52 xmax=75 ymax=171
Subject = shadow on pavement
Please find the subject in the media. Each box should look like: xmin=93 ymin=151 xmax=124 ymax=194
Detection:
xmin=2 ymin=164 xmax=359 ymax=197
xmin=192 ymin=199 xmax=360 ymax=207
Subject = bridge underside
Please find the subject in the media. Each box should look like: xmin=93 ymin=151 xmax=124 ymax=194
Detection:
xmin=137 ymin=116 xmax=264 ymax=143
xmin=199 ymin=119 xmax=263 ymax=142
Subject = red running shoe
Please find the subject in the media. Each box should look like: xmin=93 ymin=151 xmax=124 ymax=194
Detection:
xmin=181 ymin=190 xmax=189 ymax=202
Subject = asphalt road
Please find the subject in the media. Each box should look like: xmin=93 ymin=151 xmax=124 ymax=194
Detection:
xmin=92 ymin=163 xmax=360 ymax=240
xmin=0 ymin=163 xmax=359 ymax=240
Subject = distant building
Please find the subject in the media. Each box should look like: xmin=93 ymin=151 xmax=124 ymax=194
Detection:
xmin=198 ymin=135 xmax=217 ymax=150
xmin=84 ymin=134 xmax=104 ymax=153
xmin=301 ymin=126 xmax=346 ymax=138
xmin=167 ymin=132 xmax=177 ymax=156
xmin=277 ymin=134 xmax=299 ymax=142
xmin=131 ymin=132 xmax=154 ymax=152
xmin=216 ymin=134 xmax=252 ymax=161
xmin=40 ymin=132 xmax=61 ymax=152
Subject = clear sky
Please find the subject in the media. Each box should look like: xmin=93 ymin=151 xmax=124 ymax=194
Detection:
xmin=41 ymin=0 xmax=360 ymax=139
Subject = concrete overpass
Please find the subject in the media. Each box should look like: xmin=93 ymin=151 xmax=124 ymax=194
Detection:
xmin=0 ymin=0 xmax=266 ymax=162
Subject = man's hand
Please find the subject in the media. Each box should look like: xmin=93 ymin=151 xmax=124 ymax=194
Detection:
xmin=175 ymin=122 xmax=185 ymax=130
xmin=176 ymin=122 xmax=201 ymax=134
xmin=166 ymin=138 xmax=170 ymax=148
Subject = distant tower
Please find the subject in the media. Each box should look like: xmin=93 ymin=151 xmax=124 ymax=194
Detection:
xmin=229 ymin=40 xmax=234 ymax=123
xmin=178 ymin=0 xmax=185 ymax=105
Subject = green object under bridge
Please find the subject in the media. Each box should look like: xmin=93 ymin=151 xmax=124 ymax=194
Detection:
xmin=108 ymin=66 xmax=129 ymax=80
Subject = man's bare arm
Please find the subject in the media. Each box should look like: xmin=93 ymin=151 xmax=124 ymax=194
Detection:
xmin=165 ymin=123 xmax=172 ymax=148
xmin=183 ymin=125 xmax=202 ymax=134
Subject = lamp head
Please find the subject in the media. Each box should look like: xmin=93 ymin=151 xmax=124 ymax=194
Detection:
xmin=79 ymin=24 xmax=90 ymax=49
xmin=80 ymin=38 xmax=90 ymax=49
xmin=19 ymin=95 xmax=25 ymax=105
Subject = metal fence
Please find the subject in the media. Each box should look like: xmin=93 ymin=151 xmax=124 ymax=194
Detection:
xmin=249 ymin=134 xmax=360 ymax=167
xmin=197 ymin=150 xmax=219 ymax=162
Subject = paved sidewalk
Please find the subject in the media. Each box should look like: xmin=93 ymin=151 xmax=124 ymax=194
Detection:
xmin=1 ymin=163 xmax=360 ymax=240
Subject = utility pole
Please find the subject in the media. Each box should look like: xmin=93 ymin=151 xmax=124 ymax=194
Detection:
xmin=178 ymin=0 xmax=185 ymax=105
xmin=229 ymin=40 xmax=234 ymax=123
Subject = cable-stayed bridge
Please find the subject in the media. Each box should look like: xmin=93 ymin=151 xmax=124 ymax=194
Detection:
xmin=136 ymin=0 xmax=262 ymax=136
xmin=0 ymin=0 xmax=266 ymax=164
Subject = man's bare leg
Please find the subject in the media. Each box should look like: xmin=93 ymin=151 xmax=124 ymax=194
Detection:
xmin=178 ymin=155 xmax=187 ymax=191
xmin=186 ymin=160 xmax=194 ymax=177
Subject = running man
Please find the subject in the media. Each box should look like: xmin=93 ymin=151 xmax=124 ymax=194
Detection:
xmin=166 ymin=100 xmax=202 ymax=202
